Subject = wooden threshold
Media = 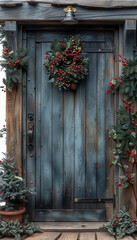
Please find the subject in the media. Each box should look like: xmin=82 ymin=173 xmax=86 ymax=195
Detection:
xmin=32 ymin=221 xmax=108 ymax=232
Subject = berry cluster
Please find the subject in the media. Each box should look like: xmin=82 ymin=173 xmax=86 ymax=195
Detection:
xmin=1 ymin=47 xmax=28 ymax=91
xmin=2 ymin=48 xmax=22 ymax=68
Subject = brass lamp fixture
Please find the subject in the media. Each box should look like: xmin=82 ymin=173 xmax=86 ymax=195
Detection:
xmin=61 ymin=6 xmax=78 ymax=25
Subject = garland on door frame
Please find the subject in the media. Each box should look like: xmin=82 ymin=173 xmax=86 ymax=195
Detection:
xmin=0 ymin=26 xmax=28 ymax=91
xmin=44 ymin=36 xmax=89 ymax=90
xmin=106 ymin=50 xmax=137 ymax=195
xmin=100 ymin=50 xmax=137 ymax=239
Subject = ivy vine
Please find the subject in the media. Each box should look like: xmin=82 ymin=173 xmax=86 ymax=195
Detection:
xmin=106 ymin=50 xmax=137 ymax=199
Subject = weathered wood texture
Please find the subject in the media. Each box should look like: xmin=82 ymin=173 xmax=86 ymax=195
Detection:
xmin=97 ymin=232 xmax=115 ymax=240
xmin=1 ymin=4 xmax=137 ymax=23
xmin=35 ymin=221 xmax=106 ymax=231
xmin=24 ymin=29 xmax=114 ymax=221
xmin=59 ymin=233 xmax=78 ymax=240
xmin=6 ymin=22 xmax=22 ymax=176
xmin=25 ymin=232 xmax=61 ymax=240
xmin=34 ymin=209 xmax=106 ymax=221
xmin=116 ymin=236 xmax=134 ymax=240
xmin=2 ymin=0 xmax=137 ymax=8
xmin=2 ymin=232 xmax=137 ymax=240
xmin=79 ymin=233 xmax=95 ymax=240
xmin=119 ymin=20 xmax=137 ymax=219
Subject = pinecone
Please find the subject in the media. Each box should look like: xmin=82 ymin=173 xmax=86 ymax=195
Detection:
xmin=55 ymin=52 xmax=61 ymax=57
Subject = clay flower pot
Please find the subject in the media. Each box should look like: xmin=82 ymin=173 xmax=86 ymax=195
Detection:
xmin=70 ymin=82 xmax=78 ymax=91
xmin=0 ymin=207 xmax=26 ymax=223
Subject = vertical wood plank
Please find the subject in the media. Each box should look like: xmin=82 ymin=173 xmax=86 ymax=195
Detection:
xmin=105 ymin=31 xmax=115 ymax=220
xmin=35 ymin=42 xmax=42 ymax=208
xmin=85 ymin=49 xmax=97 ymax=209
xmin=74 ymin=77 xmax=85 ymax=209
xmin=6 ymin=22 xmax=22 ymax=175
xmin=97 ymin=43 xmax=106 ymax=200
xmin=40 ymin=42 xmax=52 ymax=209
xmin=52 ymin=85 xmax=63 ymax=209
xmin=63 ymin=91 xmax=75 ymax=209
xmin=27 ymin=32 xmax=36 ymax=218
xmin=22 ymin=30 xmax=27 ymax=184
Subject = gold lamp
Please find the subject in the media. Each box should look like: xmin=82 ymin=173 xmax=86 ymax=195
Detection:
xmin=61 ymin=6 xmax=78 ymax=25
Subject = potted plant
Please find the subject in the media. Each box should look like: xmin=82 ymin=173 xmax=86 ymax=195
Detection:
xmin=0 ymin=153 xmax=34 ymax=223
xmin=44 ymin=36 xmax=89 ymax=90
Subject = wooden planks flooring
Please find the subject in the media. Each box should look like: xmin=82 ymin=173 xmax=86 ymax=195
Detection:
xmin=1 ymin=232 xmax=137 ymax=239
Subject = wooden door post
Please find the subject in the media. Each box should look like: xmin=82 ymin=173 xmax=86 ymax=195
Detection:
xmin=4 ymin=21 xmax=22 ymax=176
xmin=119 ymin=20 xmax=136 ymax=218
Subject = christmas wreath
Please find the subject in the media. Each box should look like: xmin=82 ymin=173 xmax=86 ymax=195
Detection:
xmin=44 ymin=36 xmax=89 ymax=90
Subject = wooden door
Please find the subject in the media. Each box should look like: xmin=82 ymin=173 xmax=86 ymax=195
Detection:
xmin=24 ymin=29 xmax=115 ymax=221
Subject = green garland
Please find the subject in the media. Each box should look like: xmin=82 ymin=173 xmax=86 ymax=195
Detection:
xmin=0 ymin=215 xmax=42 ymax=240
xmin=107 ymin=50 xmax=137 ymax=103
xmin=44 ymin=36 xmax=89 ymax=90
xmin=106 ymin=51 xmax=137 ymax=193
xmin=101 ymin=208 xmax=137 ymax=238
xmin=0 ymin=26 xmax=28 ymax=91
xmin=1 ymin=48 xmax=28 ymax=91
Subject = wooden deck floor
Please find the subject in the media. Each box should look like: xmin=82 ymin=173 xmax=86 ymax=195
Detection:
xmin=3 ymin=232 xmax=137 ymax=240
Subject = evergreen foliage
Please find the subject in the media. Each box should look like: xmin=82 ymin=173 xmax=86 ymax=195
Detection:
xmin=0 ymin=25 xmax=7 ymax=47
xmin=106 ymin=50 xmax=137 ymax=190
xmin=45 ymin=35 xmax=89 ymax=90
xmin=108 ymin=50 xmax=137 ymax=103
xmin=0 ymin=153 xmax=35 ymax=211
xmin=1 ymin=48 xmax=28 ymax=91
xmin=101 ymin=208 xmax=137 ymax=238
xmin=0 ymin=214 xmax=42 ymax=240
xmin=0 ymin=127 xmax=6 ymax=138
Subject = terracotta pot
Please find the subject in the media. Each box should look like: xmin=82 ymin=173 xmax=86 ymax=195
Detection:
xmin=70 ymin=82 xmax=78 ymax=91
xmin=0 ymin=207 xmax=26 ymax=223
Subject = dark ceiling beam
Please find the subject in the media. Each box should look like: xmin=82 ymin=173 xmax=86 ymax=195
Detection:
xmin=0 ymin=3 xmax=137 ymax=23
xmin=1 ymin=0 xmax=137 ymax=8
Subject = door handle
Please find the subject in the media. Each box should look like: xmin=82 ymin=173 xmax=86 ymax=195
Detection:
xmin=28 ymin=123 xmax=34 ymax=150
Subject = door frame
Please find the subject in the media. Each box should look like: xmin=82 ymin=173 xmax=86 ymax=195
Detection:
xmin=21 ymin=25 xmax=120 ymax=221
xmin=4 ymin=21 xmax=136 ymax=220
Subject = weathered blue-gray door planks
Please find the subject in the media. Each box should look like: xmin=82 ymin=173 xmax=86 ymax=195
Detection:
xmin=26 ymin=29 xmax=114 ymax=221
